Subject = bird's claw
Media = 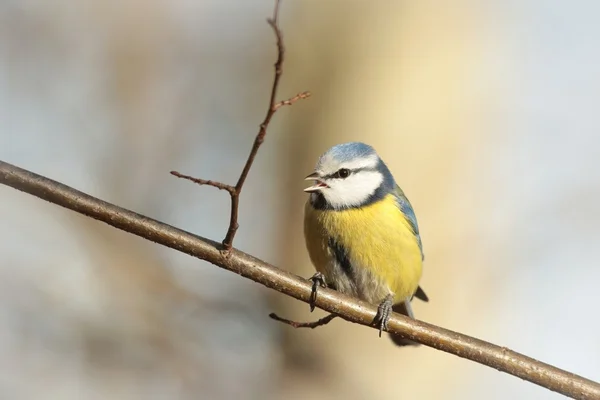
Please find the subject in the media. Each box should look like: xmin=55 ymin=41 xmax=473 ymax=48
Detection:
xmin=309 ymin=272 xmax=327 ymax=312
xmin=373 ymin=294 xmax=394 ymax=337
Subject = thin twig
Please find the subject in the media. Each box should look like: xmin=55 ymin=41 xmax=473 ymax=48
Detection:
xmin=271 ymin=0 xmax=281 ymax=21
xmin=170 ymin=0 xmax=310 ymax=251
xmin=169 ymin=171 xmax=234 ymax=194
xmin=269 ymin=312 xmax=337 ymax=329
xmin=273 ymin=91 xmax=312 ymax=111
xmin=1 ymin=160 xmax=599 ymax=400
xmin=222 ymin=7 xmax=284 ymax=249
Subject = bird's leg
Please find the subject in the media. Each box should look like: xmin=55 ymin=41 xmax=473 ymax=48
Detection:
xmin=373 ymin=294 xmax=394 ymax=337
xmin=267 ymin=272 xmax=332 ymax=330
xmin=308 ymin=272 xmax=327 ymax=312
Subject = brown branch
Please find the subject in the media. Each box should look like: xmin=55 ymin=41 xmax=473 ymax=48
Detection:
xmin=273 ymin=91 xmax=312 ymax=111
xmin=170 ymin=0 xmax=310 ymax=251
xmin=1 ymin=160 xmax=599 ymax=400
xmin=2 ymin=2 xmax=599 ymax=400
xmin=169 ymin=171 xmax=234 ymax=194
xmin=269 ymin=312 xmax=337 ymax=329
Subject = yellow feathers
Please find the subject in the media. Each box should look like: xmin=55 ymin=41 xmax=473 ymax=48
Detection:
xmin=304 ymin=194 xmax=423 ymax=304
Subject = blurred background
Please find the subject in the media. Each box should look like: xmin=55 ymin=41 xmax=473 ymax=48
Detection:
xmin=1 ymin=0 xmax=600 ymax=399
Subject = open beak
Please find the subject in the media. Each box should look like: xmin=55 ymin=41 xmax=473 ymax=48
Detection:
xmin=304 ymin=172 xmax=328 ymax=192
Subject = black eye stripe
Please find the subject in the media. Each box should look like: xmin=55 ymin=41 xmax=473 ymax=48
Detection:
xmin=323 ymin=167 xmax=376 ymax=180
xmin=326 ymin=169 xmax=350 ymax=179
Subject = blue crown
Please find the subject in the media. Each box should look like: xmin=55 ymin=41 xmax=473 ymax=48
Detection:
xmin=319 ymin=142 xmax=376 ymax=164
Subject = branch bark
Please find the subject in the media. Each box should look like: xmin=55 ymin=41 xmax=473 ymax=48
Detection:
xmin=2 ymin=1 xmax=599 ymax=399
xmin=1 ymin=160 xmax=599 ymax=400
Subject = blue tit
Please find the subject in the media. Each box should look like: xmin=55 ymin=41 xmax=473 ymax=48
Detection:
xmin=303 ymin=142 xmax=428 ymax=346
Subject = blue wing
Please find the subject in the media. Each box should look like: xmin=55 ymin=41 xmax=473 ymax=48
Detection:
xmin=393 ymin=185 xmax=429 ymax=302
xmin=393 ymin=185 xmax=424 ymax=260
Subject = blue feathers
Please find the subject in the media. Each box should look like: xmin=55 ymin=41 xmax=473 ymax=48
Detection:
xmin=318 ymin=142 xmax=376 ymax=165
xmin=393 ymin=185 xmax=424 ymax=260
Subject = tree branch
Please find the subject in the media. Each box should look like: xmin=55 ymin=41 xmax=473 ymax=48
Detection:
xmin=269 ymin=312 xmax=337 ymax=329
xmin=2 ymin=2 xmax=599 ymax=400
xmin=1 ymin=160 xmax=599 ymax=400
xmin=170 ymin=0 xmax=310 ymax=252
xmin=169 ymin=171 xmax=235 ymax=194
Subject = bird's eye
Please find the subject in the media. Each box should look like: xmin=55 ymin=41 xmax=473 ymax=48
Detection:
xmin=337 ymin=168 xmax=350 ymax=179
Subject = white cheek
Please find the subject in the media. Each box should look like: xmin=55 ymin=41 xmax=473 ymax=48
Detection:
xmin=323 ymin=172 xmax=383 ymax=208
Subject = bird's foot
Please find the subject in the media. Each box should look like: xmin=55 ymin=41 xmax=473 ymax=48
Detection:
xmin=308 ymin=272 xmax=327 ymax=312
xmin=373 ymin=294 xmax=394 ymax=337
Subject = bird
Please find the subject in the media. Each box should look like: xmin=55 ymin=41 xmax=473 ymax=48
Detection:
xmin=303 ymin=141 xmax=428 ymax=346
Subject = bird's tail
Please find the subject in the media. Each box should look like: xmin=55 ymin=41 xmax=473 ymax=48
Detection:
xmin=388 ymin=300 xmax=419 ymax=347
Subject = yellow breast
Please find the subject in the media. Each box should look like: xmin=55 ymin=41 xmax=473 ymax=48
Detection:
xmin=304 ymin=194 xmax=423 ymax=303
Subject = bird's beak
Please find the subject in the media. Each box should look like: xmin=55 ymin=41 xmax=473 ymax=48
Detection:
xmin=304 ymin=172 xmax=328 ymax=192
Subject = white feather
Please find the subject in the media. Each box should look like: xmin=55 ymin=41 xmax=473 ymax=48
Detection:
xmin=320 ymin=170 xmax=383 ymax=209
xmin=318 ymin=153 xmax=379 ymax=172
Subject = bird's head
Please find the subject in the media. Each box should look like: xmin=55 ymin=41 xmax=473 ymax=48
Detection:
xmin=305 ymin=142 xmax=395 ymax=210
